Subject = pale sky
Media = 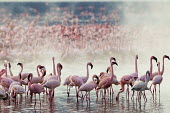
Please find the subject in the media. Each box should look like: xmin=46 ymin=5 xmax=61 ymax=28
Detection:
xmin=0 ymin=0 xmax=167 ymax=2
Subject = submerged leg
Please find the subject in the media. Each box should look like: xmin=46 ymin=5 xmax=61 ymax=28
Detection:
xmin=116 ymin=82 xmax=125 ymax=101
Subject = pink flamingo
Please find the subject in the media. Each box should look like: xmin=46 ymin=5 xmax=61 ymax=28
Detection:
xmin=131 ymin=71 xmax=150 ymax=102
xmin=69 ymin=62 xmax=93 ymax=103
xmin=116 ymin=55 xmax=138 ymax=101
xmin=151 ymin=61 xmax=163 ymax=98
xmin=0 ymin=63 xmax=14 ymax=91
xmin=27 ymin=73 xmax=45 ymax=104
xmin=25 ymin=65 xmax=46 ymax=84
xmin=97 ymin=61 xmax=118 ymax=101
xmin=150 ymin=55 xmax=169 ymax=80
xmin=78 ymin=74 xmax=99 ymax=103
xmin=17 ymin=63 xmax=30 ymax=80
xmin=131 ymin=56 xmax=157 ymax=99
xmin=8 ymin=72 xmax=26 ymax=94
xmin=42 ymin=63 xmax=63 ymax=99
xmin=139 ymin=56 xmax=157 ymax=82
xmin=63 ymin=75 xmax=72 ymax=97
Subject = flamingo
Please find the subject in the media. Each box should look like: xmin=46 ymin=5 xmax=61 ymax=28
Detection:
xmin=97 ymin=61 xmax=118 ymax=101
xmin=8 ymin=72 xmax=26 ymax=95
xmin=24 ymin=65 xmax=46 ymax=84
xmin=131 ymin=56 xmax=157 ymax=99
xmin=151 ymin=62 xmax=163 ymax=98
xmin=63 ymin=75 xmax=72 ymax=97
xmin=69 ymin=62 xmax=93 ymax=102
xmin=41 ymin=57 xmax=58 ymax=95
xmin=42 ymin=63 xmax=63 ymax=99
xmin=27 ymin=73 xmax=45 ymax=104
xmin=0 ymin=63 xmax=14 ymax=92
xmin=150 ymin=55 xmax=169 ymax=80
xmin=0 ymin=88 xmax=8 ymax=100
xmin=9 ymin=63 xmax=28 ymax=83
xmin=116 ymin=55 xmax=138 ymax=101
xmin=17 ymin=63 xmax=30 ymax=80
xmin=10 ymin=85 xmax=26 ymax=100
xmin=78 ymin=74 xmax=99 ymax=103
xmin=131 ymin=71 xmax=150 ymax=102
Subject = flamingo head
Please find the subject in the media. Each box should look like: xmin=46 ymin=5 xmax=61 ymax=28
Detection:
xmin=136 ymin=55 xmax=138 ymax=59
xmin=110 ymin=57 xmax=116 ymax=62
xmin=28 ymin=73 xmax=33 ymax=81
xmin=57 ymin=63 xmax=63 ymax=70
xmin=17 ymin=63 xmax=23 ymax=67
xmin=111 ymin=62 xmax=118 ymax=66
xmin=42 ymin=70 xmax=46 ymax=77
xmin=92 ymin=74 xmax=100 ymax=84
xmin=151 ymin=56 xmax=157 ymax=62
xmin=52 ymin=57 xmax=55 ymax=61
xmin=99 ymin=72 xmax=104 ymax=78
xmin=39 ymin=65 xmax=45 ymax=69
xmin=106 ymin=67 xmax=111 ymax=73
xmin=157 ymin=62 xmax=160 ymax=67
xmin=164 ymin=55 xmax=170 ymax=60
xmin=87 ymin=62 xmax=93 ymax=69
xmin=146 ymin=71 xmax=150 ymax=77
xmin=37 ymin=65 xmax=41 ymax=68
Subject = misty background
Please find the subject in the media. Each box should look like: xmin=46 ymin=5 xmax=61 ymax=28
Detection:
xmin=0 ymin=2 xmax=169 ymax=60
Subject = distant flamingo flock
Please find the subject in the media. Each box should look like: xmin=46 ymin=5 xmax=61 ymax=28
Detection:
xmin=0 ymin=55 xmax=169 ymax=105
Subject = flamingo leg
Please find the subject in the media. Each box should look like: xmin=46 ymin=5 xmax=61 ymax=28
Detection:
xmin=153 ymin=86 xmax=155 ymax=99
xmin=67 ymin=85 xmax=69 ymax=97
xmin=96 ymin=89 xmax=98 ymax=99
xmin=131 ymin=90 xmax=135 ymax=100
xmin=46 ymin=88 xmax=48 ymax=95
xmin=155 ymin=85 xmax=157 ymax=97
xmin=89 ymin=92 xmax=90 ymax=102
xmin=116 ymin=82 xmax=125 ymax=101
xmin=75 ymin=87 xmax=78 ymax=103
xmin=39 ymin=94 xmax=41 ymax=105
xmin=159 ymin=84 xmax=160 ymax=96
xmin=52 ymin=89 xmax=54 ymax=98
xmin=126 ymin=85 xmax=129 ymax=101
xmin=34 ymin=94 xmax=36 ymax=106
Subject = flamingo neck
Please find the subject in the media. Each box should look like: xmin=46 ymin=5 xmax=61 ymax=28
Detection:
xmin=158 ymin=64 xmax=161 ymax=76
xmin=86 ymin=64 xmax=89 ymax=82
xmin=150 ymin=58 xmax=153 ymax=77
xmin=9 ymin=67 xmax=13 ymax=77
xmin=53 ymin=60 xmax=56 ymax=76
xmin=57 ymin=67 xmax=61 ymax=82
xmin=20 ymin=65 xmax=23 ymax=75
xmin=28 ymin=80 xmax=32 ymax=90
xmin=110 ymin=63 xmax=114 ymax=81
xmin=135 ymin=57 xmax=138 ymax=74
xmin=37 ymin=66 xmax=40 ymax=77
xmin=18 ymin=73 xmax=21 ymax=82
xmin=145 ymin=74 xmax=149 ymax=85
xmin=161 ymin=57 xmax=165 ymax=75
xmin=5 ymin=66 xmax=7 ymax=77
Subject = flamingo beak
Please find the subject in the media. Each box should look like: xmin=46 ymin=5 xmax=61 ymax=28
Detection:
xmin=134 ymin=77 xmax=138 ymax=80
xmin=165 ymin=55 xmax=170 ymax=60
xmin=153 ymin=56 xmax=157 ymax=62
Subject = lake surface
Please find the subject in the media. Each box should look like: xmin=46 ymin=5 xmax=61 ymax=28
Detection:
xmin=0 ymin=53 xmax=169 ymax=113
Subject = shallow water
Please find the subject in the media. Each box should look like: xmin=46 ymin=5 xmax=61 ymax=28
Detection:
xmin=0 ymin=53 xmax=170 ymax=113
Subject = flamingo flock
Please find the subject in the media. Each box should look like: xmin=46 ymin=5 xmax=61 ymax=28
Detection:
xmin=0 ymin=55 xmax=169 ymax=105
